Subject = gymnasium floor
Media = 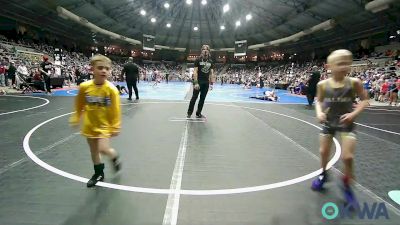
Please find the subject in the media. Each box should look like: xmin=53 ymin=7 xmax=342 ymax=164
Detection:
xmin=0 ymin=83 xmax=399 ymax=225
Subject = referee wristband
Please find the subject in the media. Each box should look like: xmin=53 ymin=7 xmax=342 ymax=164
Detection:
xmin=193 ymin=80 xmax=198 ymax=85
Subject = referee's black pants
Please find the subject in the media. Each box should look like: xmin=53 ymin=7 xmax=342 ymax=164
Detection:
xmin=187 ymin=83 xmax=209 ymax=116
xmin=126 ymin=79 xmax=139 ymax=100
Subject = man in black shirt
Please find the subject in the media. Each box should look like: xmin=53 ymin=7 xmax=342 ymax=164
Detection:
xmin=39 ymin=55 xmax=52 ymax=94
xmin=165 ymin=72 xmax=169 ymax=84
xmin=187 ymin=45 xmax=215 ymax=118
xmin=306 ymin=66 xmax=321 ymax=108
xmin=75 ymin=68 xmax=83 ymax=85
xmin=7 ymin=62 xmax=16 ymax=88
xmin=121 ymin=57 xmax=139 ymax=100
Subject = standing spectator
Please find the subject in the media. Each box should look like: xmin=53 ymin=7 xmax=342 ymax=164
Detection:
xmin=39 ymin=55 xmax=53 ymax=94
xmin=0 ymin=60 xmax=6 ymax=87
xmin=379 ymin=79 xmax=389 ymax=102
xmin=7 ymin=62 xmax=17 ymax=89
xmin=388 ymin=78 xmax=399 ymax=106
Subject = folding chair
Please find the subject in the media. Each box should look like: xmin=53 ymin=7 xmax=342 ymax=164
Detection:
xmin=17 ymin=74 xmax=42 ymax=94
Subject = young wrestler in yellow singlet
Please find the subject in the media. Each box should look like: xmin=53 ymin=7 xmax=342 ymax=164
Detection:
xmin=70 ymin=54 xmax=121 ymax=188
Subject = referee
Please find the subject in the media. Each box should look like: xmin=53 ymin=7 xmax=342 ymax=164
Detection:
xmin=121 ymin=57 xmax=139 ymax=100
xmin=187 ymin=45 xmax=215 ymax=118
xmin=306 ymin=66 xmax=320 ymax=108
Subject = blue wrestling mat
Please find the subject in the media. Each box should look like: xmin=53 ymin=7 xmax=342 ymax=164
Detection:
xmin=33 ymin=82 xmax=308 ymax=104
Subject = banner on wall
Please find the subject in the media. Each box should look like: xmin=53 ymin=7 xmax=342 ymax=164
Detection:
xmin=143 ymin=34 xmax=155 ymax=51
xmin=234 ymin=40 xmax=247 ymax=56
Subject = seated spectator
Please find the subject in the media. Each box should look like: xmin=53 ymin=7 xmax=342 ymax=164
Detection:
xmin=32 ymin=69 xmax=45 ymax=91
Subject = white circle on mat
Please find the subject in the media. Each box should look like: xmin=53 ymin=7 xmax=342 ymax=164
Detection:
xmin=23 ymin=101 xmax=341 ymax=195
xmin=0 ymin=95 xmax=49 ymax=116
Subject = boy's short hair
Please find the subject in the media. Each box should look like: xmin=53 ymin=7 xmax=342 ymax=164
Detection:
xmin=327 ymin=49 xmax=353 ymax=64
xmin=90 ymin=54 xmax=111 ymax=67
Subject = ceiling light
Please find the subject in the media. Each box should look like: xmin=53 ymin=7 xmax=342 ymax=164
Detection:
xmin=201 ymin=0 xmax=207 ymax=5
xmin=186 ymin=0 xmax=192 ymax=4
xmin=223 ymin=4 xmax=229 ymax=13
xmin=166 ymin=23 xmax=171 ymax=28
xmin=140 ymin=10 xmax=146 ymax=16
xmin=246 ymin=14 xmax=252 ymax=21
xmin=235 ymin=20 xmax=241 ymax=27
xmin=164 ymin=2 xmax=170 ymax=9
xmin=151 ymin=18 xmax=156 ymax=23
xmin=194 ymin=26 xmax=198 ymax=31
xmin=220 ymin=25 xmax=225 ymax=30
